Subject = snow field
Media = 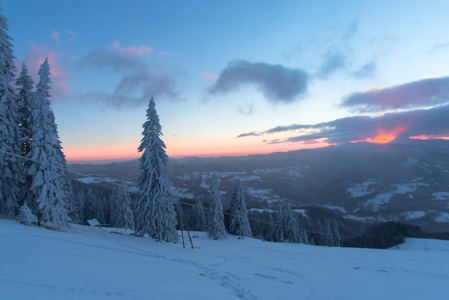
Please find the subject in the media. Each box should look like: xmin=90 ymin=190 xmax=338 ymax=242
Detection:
xmin=1 ymin=219 xmax=449 ymax=300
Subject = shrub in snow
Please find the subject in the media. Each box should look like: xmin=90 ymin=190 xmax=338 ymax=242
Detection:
xmin=17 ymin=203 xmax=37 ymax=224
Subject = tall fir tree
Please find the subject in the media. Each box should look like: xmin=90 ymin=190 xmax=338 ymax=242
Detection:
xmin=0 ymin=6 xmax=20 ymax=215
xmin=135 ymin=98 xmax=178 ymax=242
xmin=207 ymin=172 xmax=226 ymax=239
xmin=26 ymin=58 xmax=70 ymax=228
xmin=228 ymin=179 xmax=252 ymax=238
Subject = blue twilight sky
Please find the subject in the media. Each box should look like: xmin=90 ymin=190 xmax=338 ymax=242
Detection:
xmin=3 ymin=0 xmax=449 ymax=162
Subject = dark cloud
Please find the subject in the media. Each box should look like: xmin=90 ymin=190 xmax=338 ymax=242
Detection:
xmin=236 ymin=132 xmax=260 ymax=138
xmin=78 ymin=48 xmax=181 ymax=109
xmin=318 ymin=51 xmax=347 ymax=79
xmin=239 ymin=104 xmax=449 ymax=145
xmin=207 ymin=60 xmax=308 ymax=104
xmin=353 ymin=61 xmax=377 ymax=79
xmin=341 ymin=77 xmax=449 ymax=113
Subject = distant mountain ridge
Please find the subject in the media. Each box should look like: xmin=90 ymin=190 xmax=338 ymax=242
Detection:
xmin=68 ymin=139 xmax=449 ymax=232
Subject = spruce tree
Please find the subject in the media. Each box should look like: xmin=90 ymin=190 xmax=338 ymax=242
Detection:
xmin=188 ymin=199 xmax=207 ymax=231
xmin=228 ymin=179 xmax=252 ymax=238
xmin=332 ymin=219 xmax=342 ymax=247
xmin=284 ymin=204 xmax=301 ymax=243
xmin=15 ymin=63 xmax=34 ymax=157
xmin=26 ymin=59 xmax=70 ymax=228
xmin=135 ymin=98 xmax=178 ymax=242
xmin=275 ymin=203 xmax=285 ymax=242
xmin=113 ymin=184 xmax=135 ymax=230
xmin=0 ymin=6 xmax=20 ymax=216
xmin=207 ymin=172 xmax=226 ymax=239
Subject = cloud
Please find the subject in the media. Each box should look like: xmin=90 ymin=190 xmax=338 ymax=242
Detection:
xmin=201 ymin=71 xmax=218 ymax=82
xmin=206 ymin=60 xmax=308 ymax=104
xmin=50 ymin=30 xmax=79 ymax=43
xmin=353 ymin=61 xmax=377 ymax=79
xmin=20 ymin=43 xmax=70 ymax=98
xmin=236 ymin=131 xmax=259 ymax=138
xmin=341 ymin=77 xmax=449 ymax=112
xmin=112 ymin=41 xmax=153 ymax=56
xmin=240 ymin=104 xmax=449 ymax=145
xmin=318 ymin=51 xmax=347 ymax=79
xmin=78 ymin=47 xmax=181 ymax=108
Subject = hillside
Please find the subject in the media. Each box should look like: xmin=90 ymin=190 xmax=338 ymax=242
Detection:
xmin=68 ymin=140 xmax=449 ymax=232
xmin=1 ymin=219 xmax=448 ymax=299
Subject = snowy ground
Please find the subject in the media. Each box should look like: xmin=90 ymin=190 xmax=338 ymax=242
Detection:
xmin=1 ymin=219 xmax=449 ymax=300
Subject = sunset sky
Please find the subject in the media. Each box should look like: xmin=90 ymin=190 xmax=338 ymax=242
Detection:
xmin=4 ymin=0 xmax=449 ymax=163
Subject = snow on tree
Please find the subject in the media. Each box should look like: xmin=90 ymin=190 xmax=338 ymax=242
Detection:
xmin=324 ymin=219 xmax=335 ymax=246
xmin=207 ymin=172 xmax=226 ymax=240
xmin=188 ymin=198 xmax=207 ymax=231
xmin=0 ymin=6 xmax=20 ymax=216
xmin=113 ymin=184 xmax=135 ymax=230
xmin=228 ymin=179 xmax=252 ymax=238
xmin=26 ymin=59 xmax=70 ymax=228
xmin=135 ymin=98 xmax=178 ymax=242
xmin=266 ymin=213 xmax=276 ymax=242
xmin=274 ymin=202 xmax=285 ymax=242
xmin=74 ymin=190 xmax=85 ymax=223
xmin=283 ymin=204 xmax=301 ymax=243
xmin=17 ymin=203 xmax=37 ymax=224
xmin=83 ymin=188 xmax=96 ymax=221
xmin=331 ymin=219 xmax=341 ymax=247
xmin=15 ymin=62 xmax=34 ymax=157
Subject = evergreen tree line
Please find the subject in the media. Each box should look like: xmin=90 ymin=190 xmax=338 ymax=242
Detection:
xmin=70 ymin=180 xmax=136 ymax=230
xmin=343 ymin=221 xmax=426 ymax=249
xmin=0 ymin=5 xmax=72 ymax=228
xmin=185 ymin=185 xmax=342 ymax=246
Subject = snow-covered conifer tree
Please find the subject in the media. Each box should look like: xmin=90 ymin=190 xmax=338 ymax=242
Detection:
xmin=0 ymin=6 xmax=20 ymax=216
xmin=324 ymin=219 xmax=335 ymax=246
xmin=332 ymin=219 xmax=341 ymax=247
xmin=113 ymin=185 xmax=135 ymax=230
xmin=283 ymin=204 xmax=301 ymax=243
xmin=266 ymin=213 xmax=276 ymax=241
xmin=75 ymin=190 xmax=85 ymax=223
xmin=188 ymin=199 xmax=207 ymax=231
xmin=228 ymin=179 xmax=252 ymax=238
xmin=135 ymin=98 xmax=178 ymax=242
xmin=15 ymin=63 xmax=34 ymax=156
xmin=207 ymin=172 xmax=226 ymax=239
xmin=26 ymin=59 xmax=70 ymax=228
xmin=275 ymin=203 xmax=285 ymax=242
xmin=83 ymin=188 xmax=96 ymax=221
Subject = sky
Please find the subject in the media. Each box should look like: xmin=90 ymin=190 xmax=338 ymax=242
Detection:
xmin=3 ymin=0 xmax=449 ymax=163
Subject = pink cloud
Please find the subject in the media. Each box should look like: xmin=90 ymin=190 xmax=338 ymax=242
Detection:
xmin=201 ymin=71 xmax=218 ymax=82
xmin=113 ymin=41 xmax=153 ymax=56
xmin=20 ymin=43 xmax=70 ymax=98
xmin=49 ymin=30 xmax=79 ymax=43
xmin=50 ymin=31 xmax=59 ymax=41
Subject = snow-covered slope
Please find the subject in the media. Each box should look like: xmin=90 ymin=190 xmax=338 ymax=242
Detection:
xmin=1 ymin=219 xmax=448 ymax=300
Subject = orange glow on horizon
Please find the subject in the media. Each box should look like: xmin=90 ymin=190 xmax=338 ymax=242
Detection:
xmin=410 ymin=135 xmax=449 ymax=140
xmin=64 ymin=137 xmax=335 ymax=163
xmin=350 ymin=127 xmax=408 ymax=144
